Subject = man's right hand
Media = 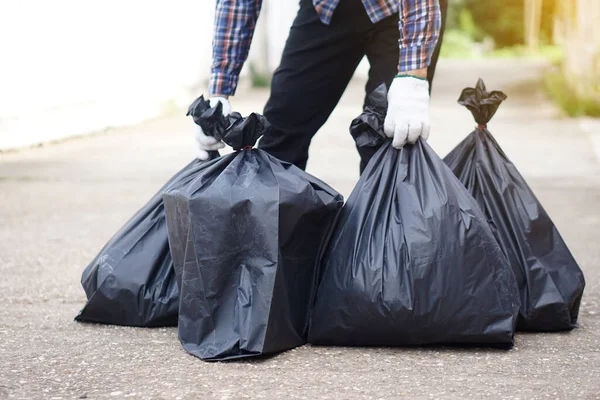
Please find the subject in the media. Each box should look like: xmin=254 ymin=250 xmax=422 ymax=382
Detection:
xmin=193 ymin=96 xmax=231 ymax=160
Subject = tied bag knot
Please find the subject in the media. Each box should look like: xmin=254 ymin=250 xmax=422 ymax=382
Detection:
xmin=458 ymin=78 xmax=507 ymax=125
xmin=187 ymin=96 xmax=271 ymax=150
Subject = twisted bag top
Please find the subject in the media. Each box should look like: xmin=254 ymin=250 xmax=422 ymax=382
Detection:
xmin=458 ymin=78 xmax=507 ymax=126
xmin=187 ymin=96 xmax=269 ymax=150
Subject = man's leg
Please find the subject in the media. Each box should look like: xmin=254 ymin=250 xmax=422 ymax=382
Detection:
xmin=259 ymin=0 xmax=371 ymax=170
xmin=357 ymin=0 xmax=448 ymax=172
xmin=356 ymin=15 xmax=400 ymax=173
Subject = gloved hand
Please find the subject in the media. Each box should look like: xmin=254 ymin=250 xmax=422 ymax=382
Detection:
xmin=193 ymin=96 xmax=231 ymax=160
xmin=383 ymin=76 xmax=431 ymax=149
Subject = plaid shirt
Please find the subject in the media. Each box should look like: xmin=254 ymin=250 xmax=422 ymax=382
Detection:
xmin=209 ymin=0 xmax=441 ymax=96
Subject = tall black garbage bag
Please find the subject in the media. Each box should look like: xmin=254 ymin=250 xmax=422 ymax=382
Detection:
xmin=443 ymin=79 xmax=585 ymax=331
xmin=163 ymin=97 xmax=344 ymax=361
xmin=75 ymin=155 xmax=217 ymax=327
xmin=308 ymin=85 xmax=520 ymax=347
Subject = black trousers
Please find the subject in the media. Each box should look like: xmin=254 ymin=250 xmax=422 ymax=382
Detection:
xmin=258 ymin=0 xmax=448 ymax=172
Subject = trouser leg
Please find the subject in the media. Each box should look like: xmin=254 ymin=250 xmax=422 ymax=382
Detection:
xmin=259 ymin=0 xmax=370 ymax=170
xmin=357 ymin=0 xmax=448 ymax=172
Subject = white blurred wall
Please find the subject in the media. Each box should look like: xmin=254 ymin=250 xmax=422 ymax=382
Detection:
xmin=0 ymin=1 xmax=216 ymax=150
xmin=0 ymin=0 xmax=367 ymax=150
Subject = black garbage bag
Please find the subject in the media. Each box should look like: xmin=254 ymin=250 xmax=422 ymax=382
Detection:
xmin=75 ymin=154 xmax=218 ymax=327
xmin=163 ymin=97 xmax=344 ymax=361
xmin=308 ymin=84 xmax=520 ymax=347
xmin=443 ymin=79 xmax=585 ymax=331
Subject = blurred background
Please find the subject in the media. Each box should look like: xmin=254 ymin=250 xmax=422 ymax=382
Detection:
xmin=0 ymin=0 xmax=598 ymax=151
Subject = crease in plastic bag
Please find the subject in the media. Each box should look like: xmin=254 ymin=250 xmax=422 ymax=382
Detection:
xmin=443 ymin=79 xmax=585 ymax=331
xmin=308 ymin=84 xmax=521 ymax=347
xmin=163 ymin=96 xmax=344 ymax=360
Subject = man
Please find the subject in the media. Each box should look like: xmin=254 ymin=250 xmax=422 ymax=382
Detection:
xmin=194 ymin=0 xmax=447 ymax=172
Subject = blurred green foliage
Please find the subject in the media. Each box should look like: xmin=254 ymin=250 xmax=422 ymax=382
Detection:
xmin=464 ymin=0 xmax=524 ymax=47
xmin=457 ymin=7 xmax=482 ymax=41
xmin=447 ymin=0 xmax=556 ymax=48
xmin=439 ymin=30 xmax=477 ymax=59
xmin=488 ymin=45 xmax=563 ymax=63
xmin=443 ymin=0 xmax=599 ymax=116
xmin=249 ymin=63 xmax=271 ymax=88
xmin=544 ymin=69 xmax=600 ymax=117
xmin=440 ymin=0 xmax=479 ymax=59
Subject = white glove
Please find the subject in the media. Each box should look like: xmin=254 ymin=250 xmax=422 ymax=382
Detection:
xmin=383 ymin=76 xmax=431 ymax=149
xmin=193 ymin=96 xmax=230 ymax=160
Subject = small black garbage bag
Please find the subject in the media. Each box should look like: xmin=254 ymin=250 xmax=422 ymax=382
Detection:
xmin=163 ymin=97 xmax=344 ymax=361
xmin=308 ymin=85 xmax=520 ymax=347
xmin=75 ymin=155 xmax=218 ymax=327
xmin=443 ymin=79 xmax=585 ymax=331
xmin=76 ymin=99 xmax=224 ymax=327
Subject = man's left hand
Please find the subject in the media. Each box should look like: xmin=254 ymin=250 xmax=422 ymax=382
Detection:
xmin=384 ymin=76 xmax=431 ymax=149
